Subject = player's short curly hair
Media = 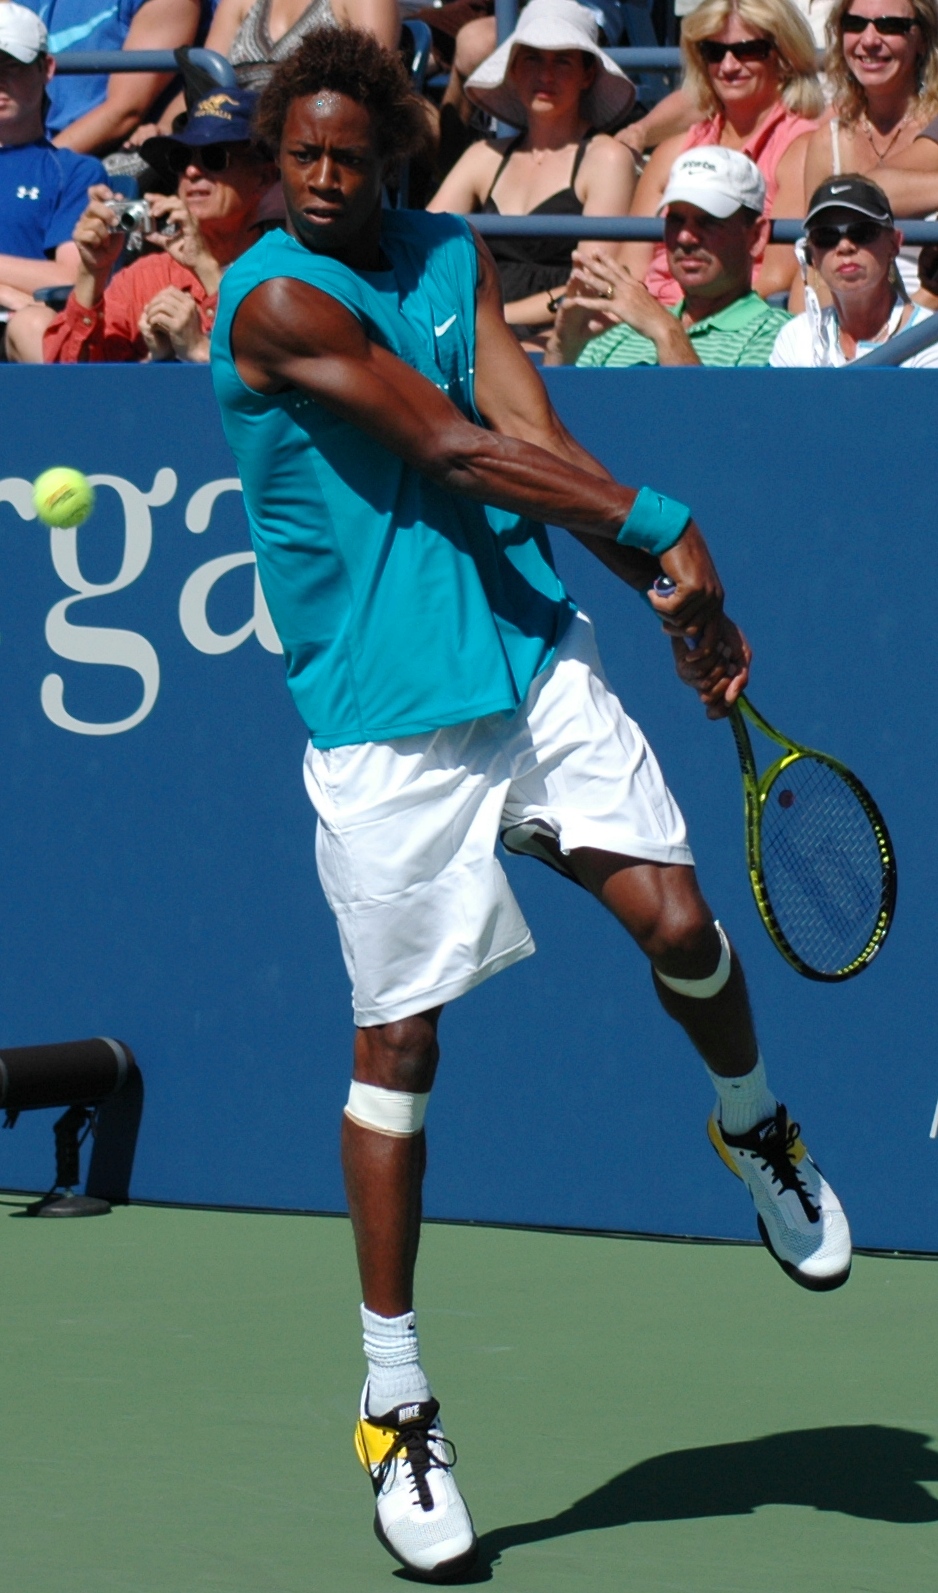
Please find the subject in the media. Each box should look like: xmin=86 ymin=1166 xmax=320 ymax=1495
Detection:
xmin=254 ymin=27 xmax=428 ymax=163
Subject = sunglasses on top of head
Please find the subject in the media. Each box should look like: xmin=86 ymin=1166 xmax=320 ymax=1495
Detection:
xmin=840 ymin=13 xmax=919 ymax=33
xmin=166 ymin=142 xmax=250 ymax=176
xmin=807 ymin=218 xmax=886 ymax=248
xmin=699 ymin=37 xmax=775 ymax=62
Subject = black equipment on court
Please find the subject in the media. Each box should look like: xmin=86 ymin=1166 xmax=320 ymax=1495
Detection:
xmin=1 ymin=1038 xmax=143 ymax=1217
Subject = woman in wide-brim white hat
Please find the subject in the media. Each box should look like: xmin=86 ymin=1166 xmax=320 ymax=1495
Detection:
xmin=427 ymin=0 xmax=638 ymax=344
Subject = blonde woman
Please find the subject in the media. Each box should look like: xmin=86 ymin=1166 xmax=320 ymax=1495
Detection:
xmin=624 ymin=0 xmax=823 ymax=302
xmin=801 ymin=0 xmax=938 ymax=194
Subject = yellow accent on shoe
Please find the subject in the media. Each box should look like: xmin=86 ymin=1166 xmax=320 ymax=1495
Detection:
xmin=707 ymin=1112 xmax=743 ymax=1177
xmin=354 ymin=1415 xmax=398 ymax=1472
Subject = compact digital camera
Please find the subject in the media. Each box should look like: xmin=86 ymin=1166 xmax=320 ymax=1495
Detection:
xmin=104 ymin=199 xmax=177 ymax=252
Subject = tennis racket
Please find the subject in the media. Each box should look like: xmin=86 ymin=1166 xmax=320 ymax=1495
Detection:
xmin=651 ymin=579 xmax=897 ymax=980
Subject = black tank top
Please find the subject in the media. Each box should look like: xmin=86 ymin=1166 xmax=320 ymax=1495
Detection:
xmin=479 ymin=135 xmax=592 ymax=304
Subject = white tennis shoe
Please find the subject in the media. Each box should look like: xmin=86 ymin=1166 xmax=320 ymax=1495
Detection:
xmin=354 ymin=1386 xmax=477 ymax=1582
xmin=709 ymin=1104 xmax=852 ymax=1291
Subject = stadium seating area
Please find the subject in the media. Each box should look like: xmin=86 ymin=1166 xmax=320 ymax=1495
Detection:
xmin=3 ymin=0 xmax=938 ymax=366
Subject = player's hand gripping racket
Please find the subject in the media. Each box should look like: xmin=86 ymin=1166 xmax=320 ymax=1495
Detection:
xmin=651 ymin=577 xmax=897 ymax=981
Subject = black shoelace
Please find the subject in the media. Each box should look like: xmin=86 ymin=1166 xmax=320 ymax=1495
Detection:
xmin=754 ymin=1110 xmax=820 ymax=1224
xmin=374 ymin=1416 xmax=457 ymax=1513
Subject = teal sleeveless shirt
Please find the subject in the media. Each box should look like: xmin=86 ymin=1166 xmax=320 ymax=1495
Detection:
xmin=211 ymin=210 xmax=574 ymax=748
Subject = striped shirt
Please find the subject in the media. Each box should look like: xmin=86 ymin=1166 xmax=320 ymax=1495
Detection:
xmin=576 ymin=292 xmax=791 ymax=369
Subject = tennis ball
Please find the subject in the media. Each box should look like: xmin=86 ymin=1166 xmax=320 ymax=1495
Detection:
xmin=32 ymin=467 xmax=95 ymax=529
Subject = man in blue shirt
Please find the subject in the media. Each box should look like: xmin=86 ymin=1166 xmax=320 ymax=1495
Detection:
xmin=213 ymin=28 xmax=854 ymax=1583
xmin=0 ymin=2 xmax=104 ymax=324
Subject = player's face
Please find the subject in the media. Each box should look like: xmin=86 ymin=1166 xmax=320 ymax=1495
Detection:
xmin=663 ymin=202 xmax=758 ymax=297
xmin=279 ymin=92 xmax=387 ymax=253
xmin=0 ymin=53 xmax=50 ymax=128
xmin=841 ymin=0 xmax=922 ymax=97
xmin=508 ymin=47 xmax=595 ymax=120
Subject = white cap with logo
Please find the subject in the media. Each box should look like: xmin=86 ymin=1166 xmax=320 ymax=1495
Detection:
xmin=0 ymin=2 xmax=49 ymax=63
xmin=658 ymin=146 xmax=766 ymax=220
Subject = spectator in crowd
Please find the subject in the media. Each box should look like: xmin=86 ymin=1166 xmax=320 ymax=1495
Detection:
xmin=5 ymin=86 xmax=276 ymax=360
xmin=798 ymin=0 xmax=938 ymax=292
xmin=0 ymin=3 xmax=106 ymax=317
xmin=24 ymin=0 xmax=200 ymax=154
xmin=874 ymin=105 xmax=938 ymax=208
xmin=770 ymin=172 xmax=938 ymax=361
xmin=199 ymin=0 xmax=399 ymax=90
xmin=624 ymin=0 xmax=823 ymax=302
xmin=427 ymin=0 xmax=637 ymax=345
xmin=421 ymin=0 xmax=626 ymax=174
xmin=545 ymin=146 xmax=790 ymax=365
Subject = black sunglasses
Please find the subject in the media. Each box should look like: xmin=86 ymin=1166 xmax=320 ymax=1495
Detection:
xmin=840 ymin=13 xmax=919 ymax=33
xmin=699 ymin=37 xmax=775 ymax=62
xmin=165 ymin=141 xmax=250 ymax=175
xmin=807 ymin=219 xmax=887 ymax=248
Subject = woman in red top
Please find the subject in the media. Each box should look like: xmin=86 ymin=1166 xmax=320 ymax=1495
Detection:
xmin=624 ymin=0 xmax=823 ymax=303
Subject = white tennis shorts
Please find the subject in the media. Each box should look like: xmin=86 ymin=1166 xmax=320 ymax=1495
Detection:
xmin=303 ymin=611 xmax=692 ymax=1027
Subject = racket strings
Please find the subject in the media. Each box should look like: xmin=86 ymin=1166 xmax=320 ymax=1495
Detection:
xmin=759 ymin=756 xmax=884 ymax=976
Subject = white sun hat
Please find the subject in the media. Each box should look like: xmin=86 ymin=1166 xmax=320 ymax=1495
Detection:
xmin=464 ymin=0 xmax=636 ymax=131
xmin=658 ymin=147 xmax=767 ymax=219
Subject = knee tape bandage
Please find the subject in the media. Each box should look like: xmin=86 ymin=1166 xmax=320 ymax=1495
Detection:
xmin=655 ymin=921 xmax=731 ymax=999
xmin=344 ymin=1080 xmax=429 ymax=1137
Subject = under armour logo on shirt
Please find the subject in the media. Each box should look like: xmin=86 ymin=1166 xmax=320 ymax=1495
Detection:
xmin=16 ymin=186 xmax=40 ymax=200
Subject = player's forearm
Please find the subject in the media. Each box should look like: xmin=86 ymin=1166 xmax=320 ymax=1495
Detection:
xmin=0 ymin=254 xmax=77 ymax=291
xmin=428 ymin=422 xmax=635 ymax=539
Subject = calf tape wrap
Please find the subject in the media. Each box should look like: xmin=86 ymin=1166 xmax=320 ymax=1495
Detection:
xmin=345 ymin=1081 xmax=429 ymax=1137
xmin=655 ymin=921 xmax=731 ymax=999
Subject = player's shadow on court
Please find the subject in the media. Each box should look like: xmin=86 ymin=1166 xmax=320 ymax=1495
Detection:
xmin=401 ymin=1425 xmax=938 ymax=1583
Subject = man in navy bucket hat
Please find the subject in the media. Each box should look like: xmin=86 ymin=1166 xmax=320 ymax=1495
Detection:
xmin=8 ymin=85 xmax=277 ymax=363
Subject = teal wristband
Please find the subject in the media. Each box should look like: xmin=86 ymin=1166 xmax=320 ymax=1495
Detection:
xmin=617 ymin=486 xmax=691 ymax=556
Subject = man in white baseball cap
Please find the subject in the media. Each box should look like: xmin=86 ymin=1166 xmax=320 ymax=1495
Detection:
xmin=546 ymin=145 xmax=791 ymax=368
xmin=0 ymin=2 xmax=106 ymax=348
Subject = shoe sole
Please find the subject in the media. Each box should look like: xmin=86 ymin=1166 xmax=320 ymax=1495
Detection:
xmin=707 ymin=1117 xmax=851 ymax=1293
xmin=373 ymin=1514 xmax=479 ymax=1583
xmin=756 ymin=1214 xmax=851 ymax=1293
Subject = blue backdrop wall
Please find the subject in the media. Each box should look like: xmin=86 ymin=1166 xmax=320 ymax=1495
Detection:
xmin=0 ymin=366 xmax=933 ymax=1251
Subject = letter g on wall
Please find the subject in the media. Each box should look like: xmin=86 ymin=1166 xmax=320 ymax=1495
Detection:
xmin=41 ymin=470 xmax=176 ymax=735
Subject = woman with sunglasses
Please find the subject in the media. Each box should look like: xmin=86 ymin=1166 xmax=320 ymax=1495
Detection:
xmin=624 ymin=0 xmax=822 ymax=304
xmin=770 ymin=172 xmax=938 ymax=359
xmin=16 ymin=89 xmax=278 ymax=363
xmin=801 ymin=0 xmax=938 ymax=203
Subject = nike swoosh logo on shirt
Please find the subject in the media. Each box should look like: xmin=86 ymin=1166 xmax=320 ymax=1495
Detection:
xmin=48 ymin=7 xmax=119 ymax=52
xmin=434 ymin=314 xmax=457 ymax=337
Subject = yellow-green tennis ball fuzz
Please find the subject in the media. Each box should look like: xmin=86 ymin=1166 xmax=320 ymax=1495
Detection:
xmin=32 ymin=467 xmax=95 ymax=529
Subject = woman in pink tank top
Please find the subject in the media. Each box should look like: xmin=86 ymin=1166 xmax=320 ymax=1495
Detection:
xmin=625 ymin=0 xmax=823 ymax=303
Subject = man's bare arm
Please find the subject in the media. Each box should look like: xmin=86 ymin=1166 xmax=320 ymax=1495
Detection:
xmin=232 ymin=270 xmax=745 ymax=698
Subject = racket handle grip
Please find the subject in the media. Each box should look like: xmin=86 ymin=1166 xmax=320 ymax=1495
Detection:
xmin=652 ymin=576 xmax=676 ymax=596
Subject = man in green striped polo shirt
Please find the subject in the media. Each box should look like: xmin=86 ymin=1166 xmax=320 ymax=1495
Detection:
xmin=545 ymin=146 xmax=789 ymax=370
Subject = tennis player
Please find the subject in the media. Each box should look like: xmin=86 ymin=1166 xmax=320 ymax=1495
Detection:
xmin=211 ymin=27 xmax=852 ymax=1583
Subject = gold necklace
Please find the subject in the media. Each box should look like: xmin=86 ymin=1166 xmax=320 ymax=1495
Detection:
xmin=859 ymin=106 xmax=915 ymax=161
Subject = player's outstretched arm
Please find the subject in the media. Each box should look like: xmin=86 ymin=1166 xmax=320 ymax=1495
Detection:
xmin=231 ymin=274 xmax=748 ymax=710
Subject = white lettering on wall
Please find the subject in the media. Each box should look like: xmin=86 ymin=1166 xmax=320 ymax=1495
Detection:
xmin=41 ymin=469 xmax=176 ymax=736
xmin=180 ymin=478 xmax=281 ymax=655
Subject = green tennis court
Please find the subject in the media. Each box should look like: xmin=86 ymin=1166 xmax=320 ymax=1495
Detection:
xmin=1 ymin=1199 xmax=935 ymax=1592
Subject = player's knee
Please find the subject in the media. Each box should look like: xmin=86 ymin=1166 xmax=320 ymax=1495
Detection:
xmin=355 ymin=1014 xmax=440 ymax=1094
xmin=644 ymin=897 xmax=717 ymax=974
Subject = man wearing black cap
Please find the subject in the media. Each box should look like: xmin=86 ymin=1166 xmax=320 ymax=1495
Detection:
xmin=770 ymin=173 xmax=938 ymax=367
xmin=8 ymin=87 xmax=276 ymax=363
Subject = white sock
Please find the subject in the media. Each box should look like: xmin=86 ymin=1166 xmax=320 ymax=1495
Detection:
xmin=706 ymin=1053 xmax=777 ymax=1136
xmin=361 ymin=1305 xmax=431 ymax=1416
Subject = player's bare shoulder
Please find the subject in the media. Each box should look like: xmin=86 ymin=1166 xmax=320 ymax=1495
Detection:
xmin=231 ymin=275 xmax=370 ymax=393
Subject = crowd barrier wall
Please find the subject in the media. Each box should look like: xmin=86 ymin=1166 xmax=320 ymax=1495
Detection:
xmin=0 ymin=365 xmax=934 ymax=1251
